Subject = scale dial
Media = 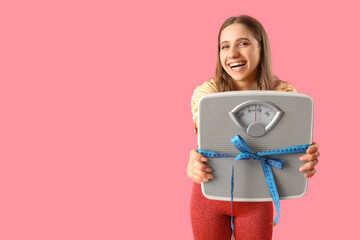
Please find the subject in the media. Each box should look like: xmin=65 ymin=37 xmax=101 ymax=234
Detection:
xmin=229 ymin=100 xmax=284 ymax=137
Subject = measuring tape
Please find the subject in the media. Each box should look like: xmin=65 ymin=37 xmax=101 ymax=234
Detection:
xmin=198 ymin=135 xmax=310 ymax=239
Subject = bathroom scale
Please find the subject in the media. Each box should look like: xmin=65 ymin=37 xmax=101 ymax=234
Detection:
xmin=198 ymin=91 xmax=313 ymax=202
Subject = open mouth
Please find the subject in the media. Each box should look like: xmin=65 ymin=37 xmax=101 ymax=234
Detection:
xmin=229 ymin=62 xmax=246 ymax=70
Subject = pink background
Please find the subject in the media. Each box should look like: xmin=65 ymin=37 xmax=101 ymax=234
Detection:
xmin=1 ymin=0 xmax=359 ymax=239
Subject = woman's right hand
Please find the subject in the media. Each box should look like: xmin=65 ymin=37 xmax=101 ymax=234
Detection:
xmin=187 ymin=149 xmax=214 ymax=184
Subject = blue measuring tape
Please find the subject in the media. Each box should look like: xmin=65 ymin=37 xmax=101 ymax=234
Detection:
xmin=198 ymin=135 xmax=310 ymax=239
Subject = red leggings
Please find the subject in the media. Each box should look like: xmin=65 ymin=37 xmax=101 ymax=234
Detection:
xmin=190 ymin=183 xmax=273 ymax=240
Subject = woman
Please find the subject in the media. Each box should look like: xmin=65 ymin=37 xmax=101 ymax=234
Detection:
xmin=187 ymin=15 xmax=320 ymax=240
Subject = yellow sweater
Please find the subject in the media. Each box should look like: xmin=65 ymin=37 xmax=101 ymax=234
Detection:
xmin=191 ymin=79 xmax=297 ymax=134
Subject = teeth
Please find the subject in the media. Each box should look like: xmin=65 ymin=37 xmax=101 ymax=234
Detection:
xmin=230 ymin=62 xmax=245 ymax=68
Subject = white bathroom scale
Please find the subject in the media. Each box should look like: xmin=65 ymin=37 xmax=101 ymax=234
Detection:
xmin=198 ymin=91 xmax=313 ymax=202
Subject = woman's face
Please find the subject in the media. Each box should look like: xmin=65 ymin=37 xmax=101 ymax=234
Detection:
xmin=219 ymin=23 xmax=261 ymax=90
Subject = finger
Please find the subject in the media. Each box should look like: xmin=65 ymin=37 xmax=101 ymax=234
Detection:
xmin=192 ymin=159 xmax=212 ymax=172
xmin=189 ymin=168 xmax=214 ymax=183
xmin=307 ymin=142 xmax=319 ymax=154
xmin=305 ymin=168 xmax=316 ymax=178
xmin=299 ymin=160 xmax=318 ymax=172
xmin=193 ymin=167 xmax=214 ymax=180
xmin=189 ymin=160 xmax=213 ymax=180
xmin=190 ymin=149 xmax=208 ymax=162
xmin=299 ymin=152 xmax=320 ymax=161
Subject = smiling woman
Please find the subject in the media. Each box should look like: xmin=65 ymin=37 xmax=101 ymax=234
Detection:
xmin=219 ymin=24 xmax=261 ymax=90
xmin=187 ymin=15 xmax=320 ymax=240
xmin=214 ymin=16 xmax=275 ymax=92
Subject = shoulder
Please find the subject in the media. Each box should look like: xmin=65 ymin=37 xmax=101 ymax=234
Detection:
xmin=273 ymin=79 xmax=297 ymax=93
xmin=193 ymin=78 xmax=219 ymax=96
xmin=191 ymin=79 xmax=220 ymax=103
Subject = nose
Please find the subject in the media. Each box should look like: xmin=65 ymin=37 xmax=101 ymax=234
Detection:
xmin=229 ymin=46 xmax=240 ymax=58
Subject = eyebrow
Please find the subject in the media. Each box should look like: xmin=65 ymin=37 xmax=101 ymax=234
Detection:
xmin=220 ymin=38 xmax=251 ymax=45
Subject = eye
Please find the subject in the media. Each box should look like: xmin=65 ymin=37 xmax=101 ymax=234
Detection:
xmin=221 ymin=45 xmax=229 ymax=50
xmin=239 ymin=42 xmax=248 ymax=46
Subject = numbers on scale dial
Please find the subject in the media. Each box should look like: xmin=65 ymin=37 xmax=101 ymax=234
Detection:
xmin=229 ymin=100 xmax=283 ymax=137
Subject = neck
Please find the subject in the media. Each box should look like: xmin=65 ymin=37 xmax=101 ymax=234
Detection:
xmin=234 ymin=79 xmax=255 ymax=91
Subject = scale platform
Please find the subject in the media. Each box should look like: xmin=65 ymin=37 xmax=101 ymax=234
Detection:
xmin=198 ymin=91 xmax=313 ymax=202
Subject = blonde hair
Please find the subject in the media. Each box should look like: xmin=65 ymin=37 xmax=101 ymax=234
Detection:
xmin=214 ymin=15 xmax=277 ymax=92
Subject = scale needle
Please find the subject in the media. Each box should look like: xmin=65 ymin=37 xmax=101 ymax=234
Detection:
xmin=255 ymin=104 xmax=257 ymax=122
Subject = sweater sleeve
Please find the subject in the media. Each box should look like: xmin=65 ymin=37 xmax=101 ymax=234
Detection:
xmin=191 ymin=79 xmax=219 ymax=134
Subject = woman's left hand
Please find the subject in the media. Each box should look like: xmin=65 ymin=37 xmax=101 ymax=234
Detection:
xmin=299 ymin=142 xmax=320 ymax=178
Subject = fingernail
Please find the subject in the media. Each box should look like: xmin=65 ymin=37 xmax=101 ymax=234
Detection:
xmin=201 ymin=157 xmax=207 ymax=162
xmin=207 ymin=174 xmax=213 ymax=179
xmin=299 ymin=167 xmax=304 ymax=172
xmin=300 ymin=156 xmax=305 ymax=161
xmin=205 ymin=168 xmax=212 ymax=172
